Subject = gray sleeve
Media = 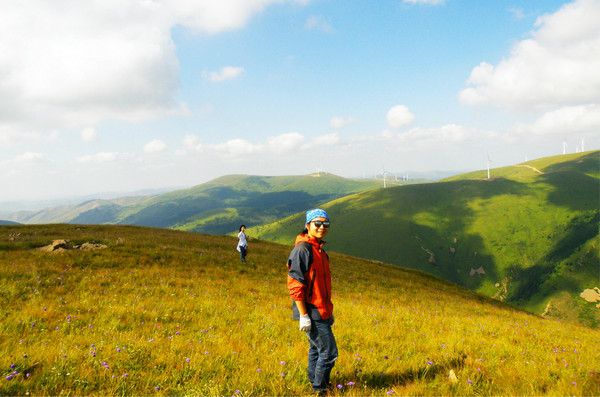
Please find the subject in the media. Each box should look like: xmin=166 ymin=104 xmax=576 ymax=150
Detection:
xmin=287 ymin=243 xmax=312 ymax=284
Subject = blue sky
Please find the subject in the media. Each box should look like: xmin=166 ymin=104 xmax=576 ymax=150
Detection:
xmin=1 ymin=0 xmax=598 ymax=202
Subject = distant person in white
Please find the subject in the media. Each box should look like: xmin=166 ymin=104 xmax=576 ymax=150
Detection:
xmin=237 ymin=224 xmax=248 ymax=262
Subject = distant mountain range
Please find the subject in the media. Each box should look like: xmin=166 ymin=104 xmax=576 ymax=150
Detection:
xmin=250 ymin=151 xmax=600 ymax=327
xmin=3 ymin=173 xmax=383 ymax=234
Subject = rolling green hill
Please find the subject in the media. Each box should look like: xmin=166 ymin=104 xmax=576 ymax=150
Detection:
xmin=1 ymin=224 xmax=599 ymax=395
xmin=250 ymin=151 xmax=600 ymax=326
xmin=6 ymin=173 xmax=381 ymax=235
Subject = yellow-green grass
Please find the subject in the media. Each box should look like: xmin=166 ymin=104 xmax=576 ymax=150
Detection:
xmin=1 ymin=224 xmax=599 ymax=396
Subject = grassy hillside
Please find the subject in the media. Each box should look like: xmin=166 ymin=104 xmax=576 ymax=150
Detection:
xmin=250 ymin=151 xmax=600 ymax=327
xmin=1 ymin=224 xmax=599 ymax=396
xmin=6 ymin=174 xmax=381 ymax=235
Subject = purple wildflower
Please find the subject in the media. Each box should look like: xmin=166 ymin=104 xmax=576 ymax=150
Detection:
xmin=10 ymin=364 xmax=15 ymax=369
xmin=122 ymin=373 xmax=128 ymax=378
xmin=26 ymin=373 xmax=30 ymax=378
xmin=155 ymin=386 xmax=161 ymax=391
xmin=346 ymin=381 xmax=356 ymax=386
xmin=116 ymin=347 xmax=121 ymax=353
xmin=6 ymin=374 xmax=14 ymax=381
xmin=102 ymin=361 xmax=110 ymax=369
xmin=386 ymin=390 xmax=395 ymax=395
xmin=427 ymin=360 xmax=433 ymax=366
xmin=279 ymin=361 xmax=286 ymax=366
xmin=467 ymin=379 xmax=473 ymax=385
xmin=572 ymin=381 xmax=577 ymax=386
xmin=185 ymin=357 xmax=191 ymax=363
xmin=66 ymin=315 xmax=71 ymax=323
xmin=256 ymin=368 xmax=262 ymax=373
xmin=337 ymin=384 xmax=343 ymax=390
xmin=176 ymin=331 xmax=181 ymax=335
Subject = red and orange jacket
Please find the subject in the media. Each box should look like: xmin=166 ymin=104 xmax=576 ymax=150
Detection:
xmin=287 ymin=233 xmax=333 ymax=320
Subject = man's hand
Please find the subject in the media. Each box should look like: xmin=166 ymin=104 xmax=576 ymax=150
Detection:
xmin=299 ymin=314 xmax=311 ymax=332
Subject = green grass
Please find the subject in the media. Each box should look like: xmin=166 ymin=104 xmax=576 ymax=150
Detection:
xmin=1 ymin=224 xmax=599 ymax=396
xmin=250 ymin=151 xmax=600 ymax=327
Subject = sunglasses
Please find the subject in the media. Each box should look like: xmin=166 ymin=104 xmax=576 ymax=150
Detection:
xmin=311 ymin=220 xmax=330 ymax=229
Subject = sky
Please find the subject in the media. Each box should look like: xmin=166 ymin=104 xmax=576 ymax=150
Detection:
xmin=1 ymin=0 xmax=599 ymax=202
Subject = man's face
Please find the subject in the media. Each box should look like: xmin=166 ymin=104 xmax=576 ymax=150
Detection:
xmin=307 ymin=217 xmax=330 ymax=240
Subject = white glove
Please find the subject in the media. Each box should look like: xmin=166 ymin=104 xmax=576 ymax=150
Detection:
xmin=299 ymin=314 xmax=311 ymax=332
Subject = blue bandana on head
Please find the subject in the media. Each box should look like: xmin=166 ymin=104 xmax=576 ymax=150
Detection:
xmin=305 ymin=208 xmax=329 ymax=224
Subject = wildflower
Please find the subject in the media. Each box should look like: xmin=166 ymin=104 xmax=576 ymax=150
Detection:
xmin=256 ymin=368 xmax=262 ymax=373
xmin=337 ymin=384 xmax=343 ymax=390
xmin=155 ymin=386 xmax=161 ymax=391
xmin=10 ymin=364 xmax=15 ymax=369
xmin=185 ymin=357 xmax=191 ymax=363
xmin=346 ymin=381 xmax=356 ymax=386
xmin=467 ymin=379 xmax=473 ymax=385
xmin=176 ymin=331 xmax=181 ymax=335
xmin=148 ymin=338 xmax=155 ymax=343
xmin=6 ymin=374 xmax=14 ymax=381
xmin=66 ymin=315 xmax=71 ymax=323
xmin=116 ymin=347 xmax=121 ymax=353
xmin=427 ymin=360 xmax=433 ymax=366
xmin=122 ymin=373 xmax=128 ymax=378
xmin=279 ymin=361 xmax=286 ymax=366
xmin=25 ymin=373 xmax=30 ymax=378
xmin=384 ymin=355 xmax=389 ymax=360
xmin=280 ymin=372 xmax=286 ymax=378
xmin=572 ymin=381 xmax=577 ymax=386
xmin=386 ymin=390 xmax=395 ymax=395
xmin=102 ymin=361 xmax=110 ymax=369
xmin=234 ymin=390 xmax=241 ymax=395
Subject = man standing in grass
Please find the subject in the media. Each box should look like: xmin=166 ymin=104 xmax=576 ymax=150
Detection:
xmin=287 ymin=208 xmax=337 ymax=395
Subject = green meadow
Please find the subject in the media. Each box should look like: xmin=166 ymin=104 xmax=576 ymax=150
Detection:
xmin=251 ymin=151 xmax=600 ymax=327
xmin=1 ymin=224 xmax=599 ymax=396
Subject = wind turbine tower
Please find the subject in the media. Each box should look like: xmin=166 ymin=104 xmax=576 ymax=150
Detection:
xmin=486 ymin=154 xmax=492 ymax=180
xmin=563 ymin=141 xmax=567 ymax=155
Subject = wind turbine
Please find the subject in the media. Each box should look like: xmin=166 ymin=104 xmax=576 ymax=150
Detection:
xmin=382 ymin=167 xmax=390 ymax=188
xmin=486 ymin=153 xmax=493 ymax=180
xmin=563 ymin=141 xmax=567 ymax=155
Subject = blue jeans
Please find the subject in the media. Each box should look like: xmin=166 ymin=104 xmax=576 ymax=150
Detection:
xmin=307 ymin=317 xmax=338 ymax=392
xmin=239 ymin=245 xmax=247 ymax=262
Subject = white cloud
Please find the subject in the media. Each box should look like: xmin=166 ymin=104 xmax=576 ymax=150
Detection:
xmin=81 ymin=127 xmax=97 ymax=142
xmin=402 ymin=0 xmax=445 ymax=5
xmin=313 ymin=133 xmax=341 ymax=146
xmin=14 ymin=152 xmax=47 ymax=163
xmin=266 ymin=132 xmax=305 ymax=154
xmin=330 ymin=116 xmax=356 ymax=129
xmin=213 ymin=139 xmax=262 ymax=156
xmin=508 ymin=7 xmax=525 ymax=20
xmin=386 ymin=105 xmax=415 ymax=129
xmin=203 ymin=66 xmax=245 ymax=82
xmin=144 ymin=139 xmax=167 ymax=154
xmin=460 ymin=0 xmax=600 ymax=109
xmin=77 ymin=152 xmax=121 ymax=163
xmin=514 ymin=104 xmax=600 ymax=136
xmin=183 ymin=134 xmax=201 ymax=149
xmin=0 ymin=1 xmax=290 ymax=137
xmin=305 ymin=15 xmax=333 ymax=32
